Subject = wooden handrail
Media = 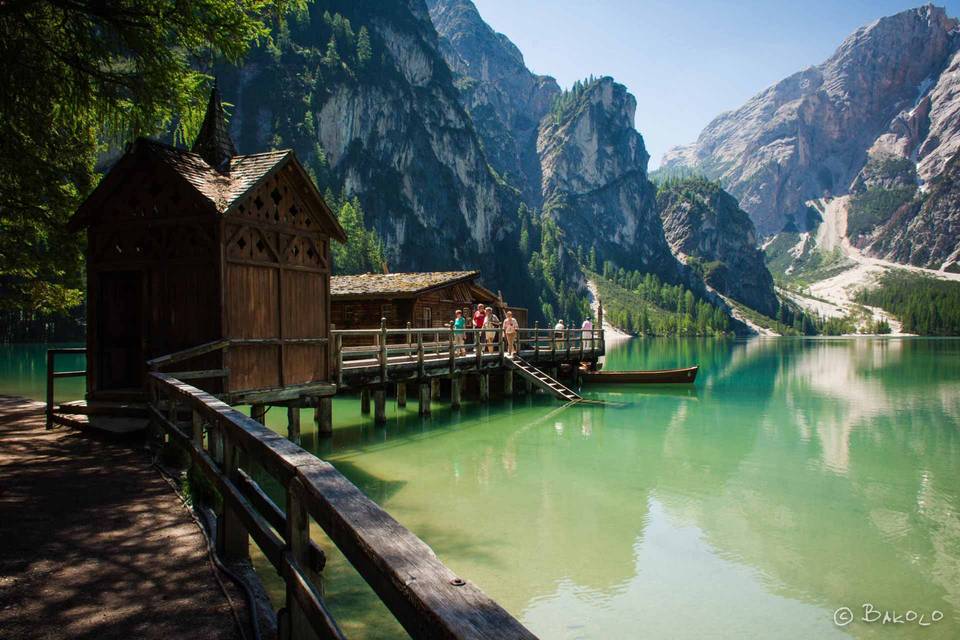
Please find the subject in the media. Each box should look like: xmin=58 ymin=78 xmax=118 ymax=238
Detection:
xmin=146 ymin=339 xmax=230 ymax=369
xmin=148 ymin=372 xmax=534 ymax=639
xmin=46 ymin=348 xmax=87 ymax=430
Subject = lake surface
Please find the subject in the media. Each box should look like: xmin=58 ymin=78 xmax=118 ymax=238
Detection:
xmin=3 ymin=338 xmax=958 ymax=638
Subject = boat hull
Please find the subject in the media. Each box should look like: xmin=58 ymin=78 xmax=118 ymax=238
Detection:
xmin=580 ymin=366 xmax=698 ymax=384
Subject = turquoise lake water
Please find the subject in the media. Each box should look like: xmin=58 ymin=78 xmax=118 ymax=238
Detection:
xmin=3 ymin=338 xmax=958 ymax=638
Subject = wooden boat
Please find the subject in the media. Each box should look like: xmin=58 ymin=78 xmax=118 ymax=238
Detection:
xmin=580 ymin=366 xmax=698 ymax=384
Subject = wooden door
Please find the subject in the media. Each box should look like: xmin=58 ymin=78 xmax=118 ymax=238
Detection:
xmin=97 ymin=270 xmax=144 ymax=390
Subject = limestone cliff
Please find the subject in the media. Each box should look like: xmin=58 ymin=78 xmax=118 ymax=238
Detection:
xmin=537 ymin=77 xmax=681 ymax=280
xmin=657 ymin=178 xmax=778 ymax=316
xmin=662 ymin=6 xmax=959 ymax=238
xmin=217 ymin=0 xmax=524 ymax=294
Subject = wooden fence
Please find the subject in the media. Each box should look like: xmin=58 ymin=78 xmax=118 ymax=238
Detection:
xmin=147 ymin=372 xmax=536 ymax=640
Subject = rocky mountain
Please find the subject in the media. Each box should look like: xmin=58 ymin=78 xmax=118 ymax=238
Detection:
xmin=217 ymin=0 xmax=526 ymax=296
xmin=662 ymin=5 xmax=959 ymax=239
xmin=426 ymin=0 xmax=560 ymax=206
xmin=657 ymin=178 xmax=778 ymax=316
xmin=427 ymin=1 xmax=684 ymax=282
xmin=537 ymin=78 xmax=681 ymax=280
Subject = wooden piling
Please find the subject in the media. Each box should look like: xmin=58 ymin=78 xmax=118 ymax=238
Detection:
xmin=374 ymin=388 xmax=387 ymax=425
xmin=451 ymin=376 xmax=462 ymax=409
xmin=251 ymin=403 xmax=267 ymax=425
xmin=396 ymin=382 xmax=407 ymax=407
xmin=479 ymin=373 xmax=490 ymax=402
xmin=418 ymin=382 xmax=431 ymax=416
xmin=504 ymin=369 xmax=514 ymax=396
xmin=360 ymin=389 xmax=370 ymax=414
xmin=431 ymin=378 xmax=441 ymax=401
xmin=314 ymin=397 xmax=332 ymax=437
xmin=287 ymin=405 xmax=301 ymax=444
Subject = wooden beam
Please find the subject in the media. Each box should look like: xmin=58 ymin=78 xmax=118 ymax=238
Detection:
xmin=504 ymin=370 xmax=514 ymax=396
xmin=478 ymin=373 xmax=489 ymax=402
xmin=360 ymin=389 xmax=370 ymax=415
xmin=450 ymin=376 xmax=461 ymax=410
xmin=430 ymin=378 xmax=441 ymax=401
xmin=315 ymin=398 xmax=333 ymax=437
xmin=418 ymin=383 xmax=431 ymax=416
xmin=287 ymin=405 xmax=301 ymax=445
xmin=396 ymin=383 xmax=407 ymax=408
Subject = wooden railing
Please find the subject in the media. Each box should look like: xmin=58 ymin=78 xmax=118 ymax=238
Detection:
xmin=45 ymin=347 xmax=87 ymax=429
xmin=331 ymin=322 xmax=604 ymax=386
xmin=148 ymin=372 xmax=535 ymax=640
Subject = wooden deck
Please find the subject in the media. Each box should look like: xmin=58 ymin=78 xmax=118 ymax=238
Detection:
xmin=0 ymin=396 xmax=255 ymax=640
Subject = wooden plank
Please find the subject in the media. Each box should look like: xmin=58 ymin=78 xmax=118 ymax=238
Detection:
xmin=146 ymin=339 xmax=229 ymax=369
xmin=165 ymin=368 xmax=229 ymax=381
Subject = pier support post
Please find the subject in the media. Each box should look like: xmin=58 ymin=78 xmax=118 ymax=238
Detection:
xmin=286 ymin=405 xmax=301 ymax=445
xmin=431 ymin=378 xmax=441 ymax=401
xmin=251 ymin=403 xmax=267 ymax=425
xmin=479 ymin=373 xmax=490 ymax=402
xmin=523 ymin=377 xmax=532 ymax=395
xmin=396 ymin=382 xmax=407 ymax=407
xmin=374 ymin=388 xmax=387 ymax=425
xmin=418 ymin=382 xmax=431 ymax=416
xmin=314 ymin=398 xmax=332 ymax=437
xmin=504 ymin=370 xmax=514 ymax=396
xmin=360 ymin=389 xmax=370 ymax=414
xmin=451 ymin=376 xmax=462 ymax=409
xmin=550 ymin=367 xmax=558 ymax=381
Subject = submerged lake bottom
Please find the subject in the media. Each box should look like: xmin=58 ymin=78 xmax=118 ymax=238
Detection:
xmin=4 ymin=338 xmax=959 ymax=638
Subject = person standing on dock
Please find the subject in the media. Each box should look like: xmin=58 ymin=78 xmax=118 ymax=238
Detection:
xmin=554 ymin=318 xmax=565 ymax=348
xmin=473 ymin=304 xmax=486 ymax=352
xmin=453 ymin=309 xmax=466 ymax=355
xmin=503 ymin=310 xmax=519 ymax=356
xmin=582 ymin=316 xmax=593 ymax=350
xmin=484 ymin=307 xmax=500 ymax=353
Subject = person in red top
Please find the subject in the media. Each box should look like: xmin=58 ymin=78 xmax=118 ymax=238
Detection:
xmin=473 ymin=304 xmax=486 ymax=352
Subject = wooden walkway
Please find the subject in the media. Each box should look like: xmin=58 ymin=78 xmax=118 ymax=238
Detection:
xmin=0 ymin=396 xmax=254 ymax=640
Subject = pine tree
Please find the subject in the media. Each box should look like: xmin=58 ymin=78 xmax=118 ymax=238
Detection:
xmin=357 ymin=26 xmax=372 ymax=66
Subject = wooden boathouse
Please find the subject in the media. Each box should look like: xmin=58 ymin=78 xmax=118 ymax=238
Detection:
xmin=67 ymin=86 xmax=346 ymax=404
xmin=44 ymin=84 xmax=605 ymax=640
xmin=331 ymin=270 xmax=527 ymax=334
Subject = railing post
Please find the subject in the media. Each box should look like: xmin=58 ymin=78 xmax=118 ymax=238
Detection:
xmin=285 ymin=477 xmax=320 ymax=640
xmin=498 ymin=326 xmax=505 ymax=365
xmin=334 ymin=333 xmax=343 ymax=387
xmin=191 ymin=409 xmax=203 ymax=448
xmin=406 ymin=322 xmax=413 ymax=358
xmin=475 ymin=328 xmax=482 ymax=370
xmin=379 ymin=317 xmax=388 ymax=383
xmin=551 ymin=324 xmax=557 ymax=361
xmin=565 ymin=324 xmax=571 ymax=359
xmin=533 ymin=322 xmax=540 ymax=363
xmin=417 ymin=331 xmax=425 ymax=379
xmin=45 ymin=350 xmax=55 ymax=429
xmin=218 ymin=436 xmax=249 ymax=562
xmin=448 ymin=322 xmax=455 ymax=376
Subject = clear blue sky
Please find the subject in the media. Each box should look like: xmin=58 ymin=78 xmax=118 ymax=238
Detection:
xmin=471 ymin=0 xmax=960 ymax=167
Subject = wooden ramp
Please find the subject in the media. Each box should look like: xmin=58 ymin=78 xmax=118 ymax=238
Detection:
xmin=507 ymin=356 xmax=581 ymax=402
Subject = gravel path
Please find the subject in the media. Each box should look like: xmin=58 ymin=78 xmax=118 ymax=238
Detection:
xmin=0 ymin=396 xmax=253 ymax=640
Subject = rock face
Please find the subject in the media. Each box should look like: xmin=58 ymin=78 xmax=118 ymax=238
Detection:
xmin=537 ymin=78 xmax=680 ymax=279
xmin=657 ymin=179 xmax=778 ymax=316
xmin=427 ymin=0 xmax=560 ymax=205
xmin=662 ymin=6 xmax=959 ymax=237
xmin=218 ymin=0 xmax=523 ymax=293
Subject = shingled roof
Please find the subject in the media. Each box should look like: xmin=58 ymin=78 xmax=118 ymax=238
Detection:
xmin=331 ymin=271 xmax=481 ymax=298
xmin=145 ymin=140 xmax=291 ymax=213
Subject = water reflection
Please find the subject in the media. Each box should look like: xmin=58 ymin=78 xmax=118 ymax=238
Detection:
xmin=5 ymin=339 xmax=955 ymax=638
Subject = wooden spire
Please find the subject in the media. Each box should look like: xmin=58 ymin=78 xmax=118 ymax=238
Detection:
xmin=192 ymin=80 xmax=237 ymax=172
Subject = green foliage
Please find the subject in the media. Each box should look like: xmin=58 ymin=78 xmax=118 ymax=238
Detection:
xmin=847 ymin=187 xmax=916 ymax=237
xmin=357 ymin=26 xmax=373 ymax=67
xmin=591 ymin=263 xmax=731 ymax=336
xmin=855 ymin=271 xmax=960 ymax=335
xmin=549 ymin=75 xmax=602 ymax=125
xmin=516 ymin=205 xmax=591 ymax=325
xmin=325 ymin=190 xmax=385 ymax=275
xmin=0 ymin=0 xmax=302 ymax=315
